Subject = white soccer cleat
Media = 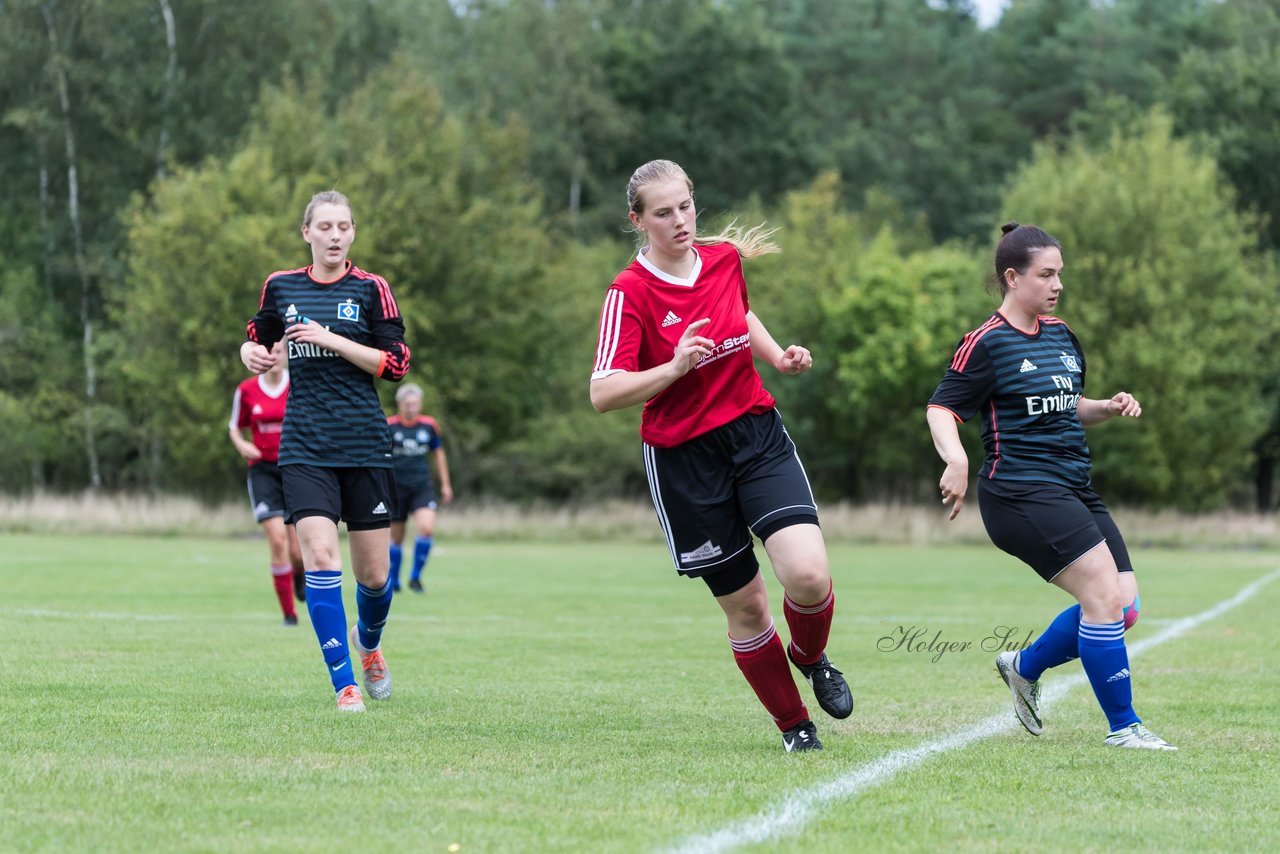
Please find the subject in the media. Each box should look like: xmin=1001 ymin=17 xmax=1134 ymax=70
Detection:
xmin=350 ymin=625 xmax=393 ymax=701
xmin=1104 ymin=723 xmax=1177 ymax=751
xmin=336 ymin=684 xmax=366 ymax=712
xmin=996 ymin=651 xmax=1043 ymax=736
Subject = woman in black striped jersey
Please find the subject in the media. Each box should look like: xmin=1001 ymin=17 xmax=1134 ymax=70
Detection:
xmin=927 ymin=222 xmax=1174 ymax=750
xmin=241 ymin=191 xmax=410 ymax=713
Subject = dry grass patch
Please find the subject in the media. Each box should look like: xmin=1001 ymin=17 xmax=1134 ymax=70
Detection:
xmin=0 ymin=492 xmax=1274 ymax=548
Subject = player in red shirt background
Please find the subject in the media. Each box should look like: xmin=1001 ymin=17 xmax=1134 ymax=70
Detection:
xmin=590 ymin=159 xmax=852 ymax=752
xmin=229 ymin=339 xmax=305 ymax=625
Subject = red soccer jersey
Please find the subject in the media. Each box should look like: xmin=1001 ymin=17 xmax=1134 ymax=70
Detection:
xmin=230 ymin=373 xmax=289 ymax=465
xmin=592 ymin=241 xmax=775 ymax=447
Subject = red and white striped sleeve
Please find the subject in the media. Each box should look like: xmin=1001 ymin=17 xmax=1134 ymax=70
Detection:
xmin=592 ymin=287 xmax=642 ymax=380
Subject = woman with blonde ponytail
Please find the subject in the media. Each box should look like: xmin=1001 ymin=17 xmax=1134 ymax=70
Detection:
xmin=590 ymin=160 xmax=851 ymax=753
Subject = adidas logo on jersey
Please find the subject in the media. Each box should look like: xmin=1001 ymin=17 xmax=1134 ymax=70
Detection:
xmin=1019 ymin=359 xmax=1038 ymax=373
xmin=372 ymin=502 xmax=388 ymax=515
xmin=1107 ymin=668 xmax=1131 ymax=683
xmin=679 ymin=540 xmax=723 ymax=563
xmin=252 ymin=404 xmax=264 ymax=415
xmin=321 ymin=637 xmax=342 ymax=650
xmin=285 ymin=304 xmax=298 ymax=320
xmin=661 ymin=310 xmax=682 ymax=328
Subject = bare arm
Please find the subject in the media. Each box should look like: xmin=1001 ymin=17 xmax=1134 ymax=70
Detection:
xmin=927 ymin=406 xmax=969 ymax=520
xmin=1078 ymin=392 xmax=1142 ymax=427
xmin=590 ymin=318 xmax=713 ymax=412
xmin=746 ymin=311 xmax=812 ymax=375
xmin=431 ymin=447 xmax=453 ymax=504
xmin=228 ymin=425 xmax=262 ymax=462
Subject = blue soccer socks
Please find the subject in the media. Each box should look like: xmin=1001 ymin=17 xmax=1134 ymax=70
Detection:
xmin=305 ymin=570 xmax=355 ymax=692
xmin=409 ymin=536 xmax=433 ymax=583
xmin=1016 ymin=604 xmax=1081 ymax=681
xmin=356 ymin=577 xmax=394 ymax=652
xmin=388 ymin=542 xmax=403 ymax=590
xmin=1078 ymin=619 xmax=1140 ymax=731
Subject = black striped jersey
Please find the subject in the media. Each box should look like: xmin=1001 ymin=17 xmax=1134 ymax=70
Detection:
xmin=928 ymin=312 xmax=1092 ymax=487
xmin=246 ymin=261 xmax=410 ymax=468
xmin=387 ymin=415 xmax=441 ymax=489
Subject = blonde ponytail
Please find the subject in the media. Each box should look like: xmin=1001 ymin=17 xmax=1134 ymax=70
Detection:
xmin=696 ymin=219 xmax=780 ymax=259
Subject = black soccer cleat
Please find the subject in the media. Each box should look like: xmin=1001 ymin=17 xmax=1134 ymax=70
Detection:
xmin=409 ymin=578 xmax=424 ymax=594
xmin=282 ymin=614 xmax=299 ymax=627
xmin=292 ymin=571 xmax=306 ymax=602
xmin=788 ymin=649 xmax=854 ymax=720
xmin=782 ymin=719 xmax=822 ymax=752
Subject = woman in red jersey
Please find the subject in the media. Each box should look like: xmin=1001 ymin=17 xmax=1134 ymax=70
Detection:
xmin=229 ymin=339 xmax=305 ymax=625
xmin=590 ymin=159 xmax=851 ymax=752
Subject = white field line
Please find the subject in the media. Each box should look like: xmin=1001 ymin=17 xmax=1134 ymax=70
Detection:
xmin=662 ymin=568 xmax=1280 ymax=854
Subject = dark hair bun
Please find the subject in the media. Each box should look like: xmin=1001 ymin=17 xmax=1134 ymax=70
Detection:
xmin=1000 ymin=222 xmax=1020 ymax=235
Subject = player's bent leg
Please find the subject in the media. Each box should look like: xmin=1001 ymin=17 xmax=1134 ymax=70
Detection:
xmin=287 ymin=524 xmax=305 ymax=603
xmin=262 ymin=516 xmax=297 ymax=623
xmin=409 ymin=507 xmax=437 ymax=593
xmin=294 ymin=516 xmax=357 ymax=702
xmin=713 ymin=569 xmax=815 ymax=749
xmin=1055 ymin=545 xmax=1159 ymax=740
xmin=388 ymin=520 xmax=406 ymax=591
xmin=1118 ymin=571 xmax=1141 ymax=630
xmin=349 ymin=526 xmax=393 ymax=700
xmin=764 ymin=524 xmax=851 ymax=720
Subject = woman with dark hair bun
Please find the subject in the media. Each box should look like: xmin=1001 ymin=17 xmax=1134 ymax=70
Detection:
xmin=926 ymin=223 xmax=1175 ymax=750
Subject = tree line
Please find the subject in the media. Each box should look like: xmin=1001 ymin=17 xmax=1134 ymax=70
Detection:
xmin=1 ymin=0 xmax=1277 ymax=511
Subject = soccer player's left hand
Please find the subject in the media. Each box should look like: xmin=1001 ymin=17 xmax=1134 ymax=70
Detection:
xmin=1107 ymin=391 xmax=1142 ymax=418
xmin=777 ymin=345 xmax=813 ymax=375
xmin=285 ymin=318 xmax=339 ymax=350
xmin=441 ymin=484 xmax=454 ymax=504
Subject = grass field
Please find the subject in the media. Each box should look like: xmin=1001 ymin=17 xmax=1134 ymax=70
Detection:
xmin=1 ymin=534 xmax=1277 ymax=852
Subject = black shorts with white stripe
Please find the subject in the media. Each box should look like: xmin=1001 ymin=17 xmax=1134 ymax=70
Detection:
xmin=644 ymin=409 xmax=819 ymax=584
xmin=282 ymin=463 xmax=395 ymax=530
xmin=247 ymin=461 xmax=287 ymax=523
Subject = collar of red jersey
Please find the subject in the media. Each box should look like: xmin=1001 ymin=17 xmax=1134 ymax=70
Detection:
xmin=637 ymin=246 xmax=702 ymax=287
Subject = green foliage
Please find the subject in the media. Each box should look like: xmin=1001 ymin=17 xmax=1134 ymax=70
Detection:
xmin=2 ymin=0 xmax=1278 ymax=508
xmin=745 ymin=174 xmax=989 ymax=499
xmin=1001 ymin=111 xmax=1277 ymax=509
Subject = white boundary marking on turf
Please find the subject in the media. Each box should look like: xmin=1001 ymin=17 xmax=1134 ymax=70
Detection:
xmin=662 ymin=568 xmax=1280 ymax=854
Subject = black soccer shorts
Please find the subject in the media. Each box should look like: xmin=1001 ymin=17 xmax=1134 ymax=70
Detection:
xmin=282 ymin=464 xmax=395 ymax=530
xmin=977 ymin=477 xmax=1134 ymax=582
xmin=246 ymin=461 xmax=287 ymax=523
xmin=644 ymin=409 xmax=819 ymax=587
xmin=391 ymin=478 xmax=438 ymax=522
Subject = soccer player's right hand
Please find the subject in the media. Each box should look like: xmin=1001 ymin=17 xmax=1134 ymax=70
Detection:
xmin=241 ymin=341 xmax=278 ymax=374
xmin=238 ymin=444 xmax=263 ymax=463
xmin=671 ymin=318 xmax=714 ymax=376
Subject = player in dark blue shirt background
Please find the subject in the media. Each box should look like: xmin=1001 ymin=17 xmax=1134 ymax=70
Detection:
xmin=241 ymin=190 xmax=410 ymax=712
xmin=387 ymin=382 xmax=453 ymax=594
xmin=927 ymin=222 xmax=1174 ymax=751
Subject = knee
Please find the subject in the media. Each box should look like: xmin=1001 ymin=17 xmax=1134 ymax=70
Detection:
xmin=1081 ymin=589 xmax=1125 ymax=623
xmin=1123 ymin=595 xmax=1141 ymax=630
xmin=783 ymin=561 xmax=830 ymax=605
xmin=724 ymin=589 xmax=771 ymax=627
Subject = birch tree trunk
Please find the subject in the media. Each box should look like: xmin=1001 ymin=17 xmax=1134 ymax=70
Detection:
xmin=42 ymin=0 xmax=102 ymax=490
xmin=156 ymin=0 xmax=176 ymax=180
